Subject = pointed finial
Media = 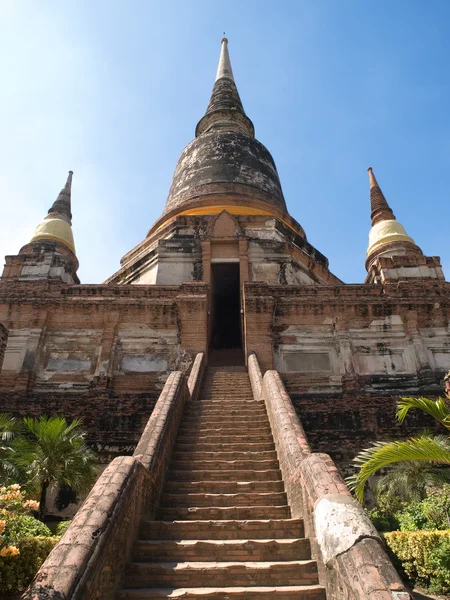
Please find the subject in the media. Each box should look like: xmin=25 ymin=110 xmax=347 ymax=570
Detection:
xmin=367 ymin=167 xmax=377 ymax=188
xmin=65 ymin=170 xmax=73 ymax=191
xmin=28 ymin=170 xmax=76 ymax=254
xmin=216 ymin=37 xmax=234 ymax=81
xmin=196 ymin=37 xmax=254 ymax=137
xmin=48 ymin=170 xmax=73 ymax=223
xmin=367 ymin=166 xmax=395 ymax=225
xmin=366 ymin=166 xmax=420 ymax=262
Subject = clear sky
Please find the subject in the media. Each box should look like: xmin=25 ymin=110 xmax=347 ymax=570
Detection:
xmin=1 ymin=0 xmax=449 ymax=284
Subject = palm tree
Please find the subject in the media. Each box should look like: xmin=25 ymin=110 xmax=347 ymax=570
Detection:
xmin=348 ymin=395 xmax=450 ymax=503
xmin=0 ymin=414 xmax=25 ymax=484
xmin=0 ymin=414 xmax=97 ymax=520
xmin=375 ymin=455 xmax=450 ymax=503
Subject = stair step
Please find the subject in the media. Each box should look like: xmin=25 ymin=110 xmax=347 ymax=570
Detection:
xmin=172 ymin=451 xmax=277 ymax=461
xmin=178 ymin=427 xmax=273 ymax=436
xmin=117 ymin=585 xmax=326 ymax=599
xmin=191 ymin=400 xmax=258 ymax=406
xmin=133 ymin=538 xmax=311 ymax=562
xmin=164 ymin=480 xmax=284 ymax=494
xmin=178 ymin=428 xmax=272 ymax=437
xmin=185 ymin=405 xmax=265 ymax=413
xmin=177 ymin=433 xmax=273 ymax=444
xmin=170 ymin=459 xmax=279 ymax=471
xmin=187 ymin=399 xmax=262 ymax=406
xmin=140 ymin=519 xmax=305 ymax=540
xmin=167 ymin=470 xmax=282 ymax=482
xmin=160 ymin=492 xmax=288 ymax=508
xmin=176 ymin=433 xmax=274 ymax=444
xmin=183 ymin=412 xmax=267 ymax=420
xmin=124 ymin=560 xmax=319 ymax=587
xmin=197 ymin=398 xmax=256 ymax=404
xmin=198 ymin=394 xmax=255 ymax=400
xmin=156 ymin=506 xmax=291 ymax=521
xmin=182 ymin=416 xmax=269 ymax=425
xmin=174 ymin=442 xmax=275 ymax=453
xmin=199 ymin=386 xmax=253 ymax=390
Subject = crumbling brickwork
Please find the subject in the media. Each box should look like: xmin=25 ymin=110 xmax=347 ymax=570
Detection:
xmin=0 ymin=323 xmax=7 ymax=373
xmin=243 ymin=280 xmax=450 ymax=462
xmin=0 ymin=281 xmax=207 ymax=461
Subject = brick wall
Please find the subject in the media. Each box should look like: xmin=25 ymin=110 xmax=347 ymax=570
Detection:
xmin=288 ymin=389 xmax=445 ymax=471
xmin=244 ymin=280 xmax=450 ymax=464
xmin=0 ymin=323 xmax=7 ymax=372
xmin=0 ymin=389 xmax=160 ymax=459
xmin=0 ymin=281 xmax=208 ymax=394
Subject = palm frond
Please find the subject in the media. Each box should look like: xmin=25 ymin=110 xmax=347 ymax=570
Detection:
xmin=347 ymin=435 xmax=450 ymax=503
xmin=376 ymin=458 xmax=450 ymax=503
xmin=0 ymin=413 xmax=25 ymax=441
xmin=397 ymin=396 xmax=450 ymax=429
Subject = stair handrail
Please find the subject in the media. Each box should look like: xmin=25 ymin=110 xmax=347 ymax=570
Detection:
xmin=247 ymin=350 xmax=263 ymax=401
xmin=187 ymin=351 xmax=205 ymax=402
xmin=22 ymin=353 xmax=206 ymax=600
xmin=250 ymin=352 xmax=412 ymax=600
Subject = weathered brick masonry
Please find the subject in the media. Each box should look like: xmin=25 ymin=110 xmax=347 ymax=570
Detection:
xmin=0 ymin=281 xmax=207 ymax=458
xmin=244 ymin=281 xmax=450 ymax=467
xmin=0 ymin=323 xmax=7 ymax=372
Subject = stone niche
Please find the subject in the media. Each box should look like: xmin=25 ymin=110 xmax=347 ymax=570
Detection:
xmin=350 ymin=316 xmax=416 ymax=376
xmin=422 ymin=327 xmax=450 ymax=372
xmin=353 ymin=348 xmax=409 ymax=375
xmin=46 ymin=353 xmax=93 ymax=373
xmin=39 ymin=329 xmax=103 ymax=385
xmin=275 ymin=325 xmax=339 ymax=375
xmin=114 ymin=324 xmax=178 ymax=375
xmin=1 ymin=328 xmax=41 ymax=373
xmin=281 ymin=351 xmax=331 ymax=373
xmin=121 ymin=353 xmax=168 ymax=373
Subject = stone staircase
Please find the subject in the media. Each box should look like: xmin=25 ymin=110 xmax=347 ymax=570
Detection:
xmin=117 ymin=367 xmax=326 ymax=599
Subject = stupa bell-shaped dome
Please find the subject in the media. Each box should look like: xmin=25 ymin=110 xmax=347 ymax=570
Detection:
xmin=159 ymin=39 xmax=289 ymax=226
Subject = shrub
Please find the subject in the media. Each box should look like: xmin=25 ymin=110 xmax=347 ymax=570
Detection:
xmin=3 ymin=514 xmax=51 ymax=542
xmin=366 ymin=506 xmax=400 ymax=532
xmin=0 ymin=536 xmax=59 ymax=593
xmin=55 ymin=520 xmax=71 ymax=536
xmin=0 ymin=484 xmax=39 ymax=515
xmin=384 ymin=530 xmax=450 ymax=594
xmin=366 ymin=492 xmax=403 ymax=532
xmin=398 ymin=484 xmax=450 ymax=532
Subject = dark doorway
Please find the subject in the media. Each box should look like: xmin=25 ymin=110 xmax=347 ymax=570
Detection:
xmin=210 ymin=263 xmax=242 ymax=357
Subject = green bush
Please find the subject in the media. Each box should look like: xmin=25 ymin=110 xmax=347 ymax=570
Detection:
xmin=55 ymin=520 xmax=71 ymax=536
xmin=384 ymin=530 xmax=450 ymax=594
xmin=366 ymin=506 xmax=400 ymax=532
xmin=398 ymin=484 xmax=450 ymax=531
xmin=366 ymin=492 xmax=403 ymax=532
xmin=3 ymin=514 xmax=51 ymax=543
xmin=0 ymin=536 xmax=59 ymax=593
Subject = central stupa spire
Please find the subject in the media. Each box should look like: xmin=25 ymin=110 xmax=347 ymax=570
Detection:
xmin=216 ymin=37 xmax=234 ymax=81
xmin=154 ymin=37 xmax=293 ymax=233
xmin=195 ymin=38 xmax=254 ymax=137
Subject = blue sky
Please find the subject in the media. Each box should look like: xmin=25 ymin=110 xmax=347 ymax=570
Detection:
xmin=1 ymin=0 xmax=449 ymax=284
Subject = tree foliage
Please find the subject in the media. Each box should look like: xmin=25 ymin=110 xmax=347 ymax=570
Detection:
xmin=375 ymin=458 xmax=450 ymax=504
xmin=0 ymin=415 xmax=97 ymax=520
xmin=347 ymin=394 xmax=450 ymax=503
